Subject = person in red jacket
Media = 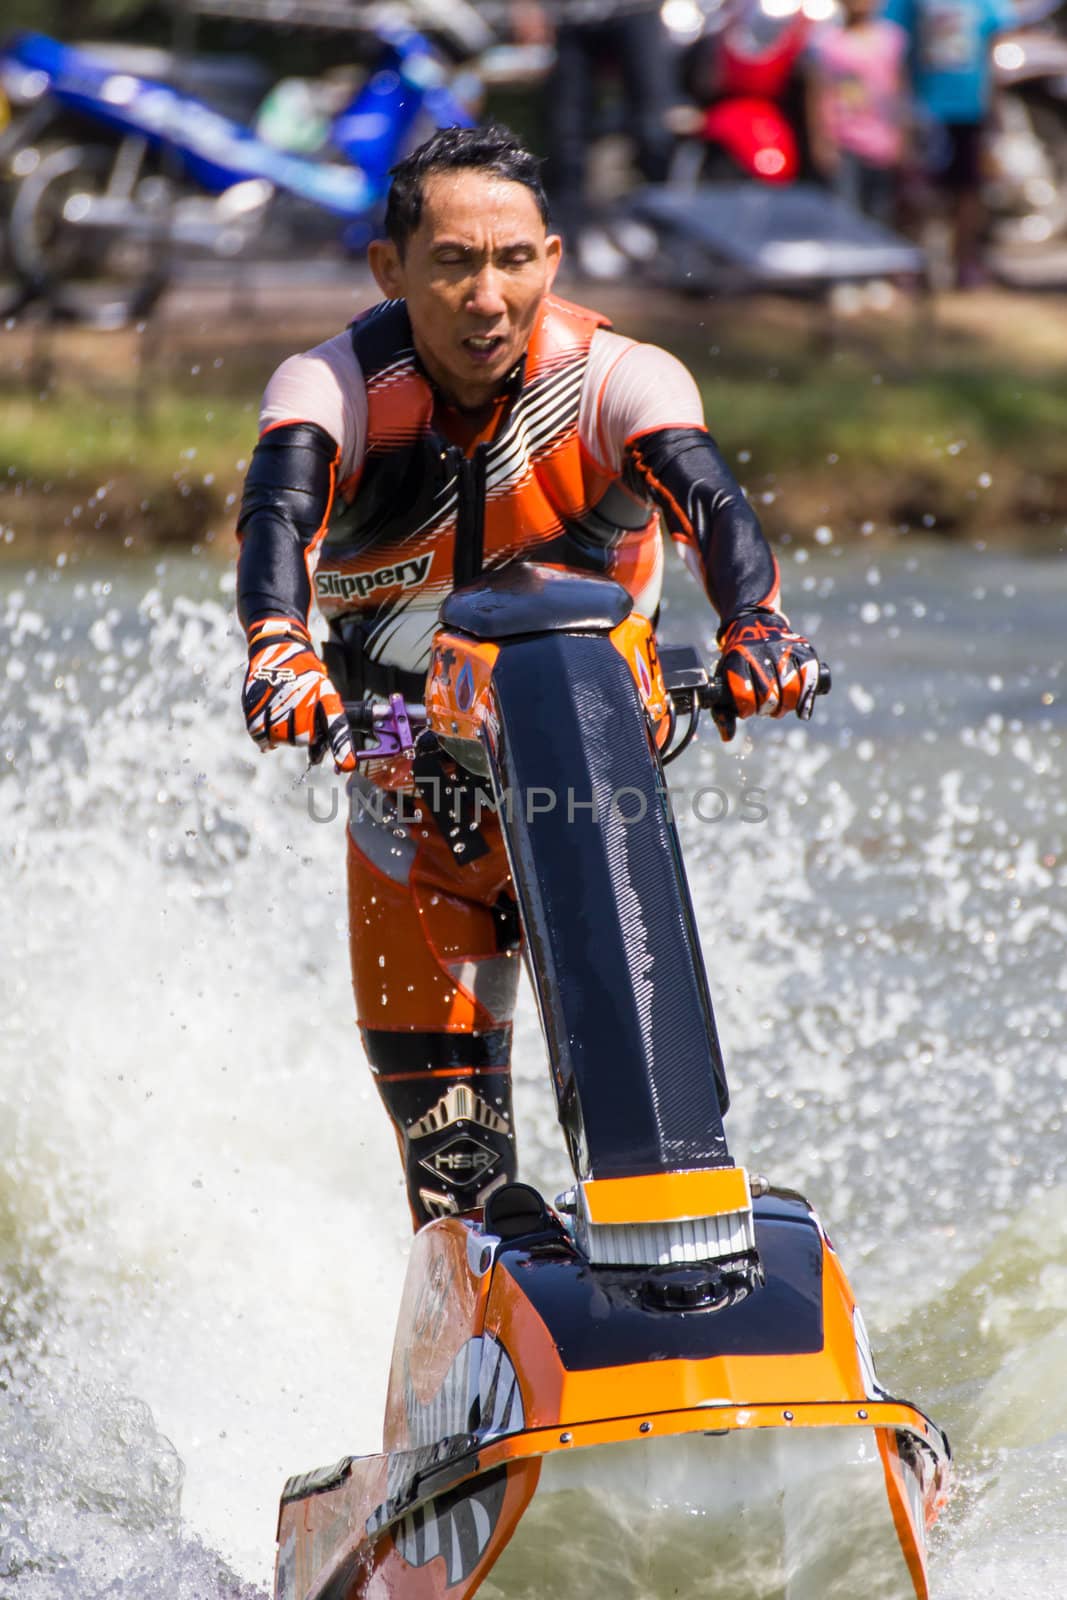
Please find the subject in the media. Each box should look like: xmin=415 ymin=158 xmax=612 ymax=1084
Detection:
xmin=237 ymin=124 xmax=821 ymax=1229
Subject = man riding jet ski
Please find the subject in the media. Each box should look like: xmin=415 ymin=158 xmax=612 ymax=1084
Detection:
xmin=236 ymin=122 xmax=822 ymax=1228
xmin=237 ymin=126 xmax=951 ymax=1600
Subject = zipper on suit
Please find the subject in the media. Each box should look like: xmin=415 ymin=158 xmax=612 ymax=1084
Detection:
xmin=453 ymin=442 xmax=488 ymax=588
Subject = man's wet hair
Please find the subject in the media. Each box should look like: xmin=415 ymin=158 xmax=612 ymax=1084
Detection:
xmin=385 ymin=125 xmax=549 ymax=253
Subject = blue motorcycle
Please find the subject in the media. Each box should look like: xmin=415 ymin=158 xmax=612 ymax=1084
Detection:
xmin=0 ymin=22 xmax=479 ymax=326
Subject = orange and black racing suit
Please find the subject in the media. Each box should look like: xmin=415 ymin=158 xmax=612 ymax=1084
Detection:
xmin=237 ymin=295 xmax=783 ymax=1228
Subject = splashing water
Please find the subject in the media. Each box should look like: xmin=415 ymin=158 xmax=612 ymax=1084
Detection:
xmin=0 ymin=540 xmax=1064 ymax=1595
xmin=1 ymin=563 xmax=410 ymax=1590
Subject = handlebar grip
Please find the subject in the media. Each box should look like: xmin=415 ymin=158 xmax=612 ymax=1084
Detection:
xmin=701 ymin=661 xmax=833 ymax=712
xmin=342 ymin=701 xmax=380 ymax=733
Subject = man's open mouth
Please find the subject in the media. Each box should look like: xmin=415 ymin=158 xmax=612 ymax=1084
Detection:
xmin=462 ymin=334 xmax=506 ymax=359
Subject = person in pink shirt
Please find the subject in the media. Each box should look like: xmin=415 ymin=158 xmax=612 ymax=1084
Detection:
xmin=806 ymin=0 xmax=909 ymax=223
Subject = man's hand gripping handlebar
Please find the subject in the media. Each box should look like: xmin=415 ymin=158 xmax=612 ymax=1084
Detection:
xmin=659 ymin=644 xmax=831 ymax=761
xmin=714 ymin=608 xmax=824 ymax=741
xmin=704 ymin=658 xmax=832 ymax=743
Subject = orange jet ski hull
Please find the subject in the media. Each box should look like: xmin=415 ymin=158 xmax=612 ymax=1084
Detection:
xmin=275 ymin=1192 xmax=949 ymax=1600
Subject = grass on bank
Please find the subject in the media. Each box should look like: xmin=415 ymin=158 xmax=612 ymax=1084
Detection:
xmin=698 ymin=364 xmax=1065 ymax=470
xmin=689 ymin=356 xmax=1066 ymax=538
xmin=1 ymin=389 xmax=257 ymax=483
xmin=0 ymin=385 xmax=260 ymax=552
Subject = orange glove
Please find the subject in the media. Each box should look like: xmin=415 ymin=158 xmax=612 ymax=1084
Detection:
xmin=242 ymin=617 xmax=355 ymax=771
xmin=716 ymin=608 xmax=821 ymax=740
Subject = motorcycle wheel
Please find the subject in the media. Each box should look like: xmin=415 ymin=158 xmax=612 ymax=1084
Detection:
xmin=9 ymin=142 xmax=172 ymax=328
xmin=0 ymin=133 xmax=43 ymax=319
xmin=0 ymin=220 xmax=37 ymax=320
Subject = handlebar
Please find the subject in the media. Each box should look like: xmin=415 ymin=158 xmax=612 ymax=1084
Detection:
xmin=338 ymin=656 xmax=831 ymax=762
xmin=657 ymin=645 xmax=831 ymax=712
xmin=654 ymin=648 xmax=831 ymax=757
xmin=701 ymin=660 xmax=832 ymax=713
xmin=343 ymin=698 xmax=427 ymax=735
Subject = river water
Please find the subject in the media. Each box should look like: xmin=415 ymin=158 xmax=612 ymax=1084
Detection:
xmin=0 ymin=535 xmax=1064 ymax=1597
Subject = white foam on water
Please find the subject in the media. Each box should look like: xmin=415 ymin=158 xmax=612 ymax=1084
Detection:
xmin=910 ymin=1186 xmax=1067 ymax=1599
xmin=1 ymin=542 xmax=1064 ymax=1595
xmin=2 ymin=570 xmax=411 ymax=1589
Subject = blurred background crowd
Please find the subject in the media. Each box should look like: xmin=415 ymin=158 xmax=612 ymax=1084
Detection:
xmin=1 ymin=0 xmax=1065 ymax=325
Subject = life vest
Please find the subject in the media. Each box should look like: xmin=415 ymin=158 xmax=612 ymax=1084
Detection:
xmin=316 ymin=295 xmax=662 ymax=690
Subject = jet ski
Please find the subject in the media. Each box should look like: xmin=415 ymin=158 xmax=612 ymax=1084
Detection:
xmin=276 ymin=566 xmax=950 ymax=1600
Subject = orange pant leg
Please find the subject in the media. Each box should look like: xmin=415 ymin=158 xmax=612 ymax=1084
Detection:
xmin=346 ymin=770 xmax=521 ymax=1228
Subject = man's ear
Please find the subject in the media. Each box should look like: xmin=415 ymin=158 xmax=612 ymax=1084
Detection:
xmin=544 ymin=233 xmax=563 ymax=294
xmin=368 ymin=238 xmax=404 ymax=298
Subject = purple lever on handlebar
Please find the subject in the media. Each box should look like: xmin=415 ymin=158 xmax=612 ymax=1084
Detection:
xmin=355 ymin=693 xmax=417 ymax=764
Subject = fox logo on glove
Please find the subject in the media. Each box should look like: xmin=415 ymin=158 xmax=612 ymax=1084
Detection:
xmin=252 ymin=664 xmax=297 ymax=686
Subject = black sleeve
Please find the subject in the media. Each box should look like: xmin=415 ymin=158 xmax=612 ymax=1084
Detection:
xmin=625 ymin=426 xmax=779 ymax=630
xmin=235 ymin=422 xmax=339 ymax=632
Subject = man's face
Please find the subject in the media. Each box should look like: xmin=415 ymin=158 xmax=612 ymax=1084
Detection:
xmin=368 ymin=169 xmax=561 ymax=410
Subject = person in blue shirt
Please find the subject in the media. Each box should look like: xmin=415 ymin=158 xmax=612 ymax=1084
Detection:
xmin=882 ymin=0 xmax=1016 ymax=285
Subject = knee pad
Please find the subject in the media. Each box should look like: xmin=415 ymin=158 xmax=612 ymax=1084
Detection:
xmin=364 ymin=1029 xmax=517 ymax=1228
